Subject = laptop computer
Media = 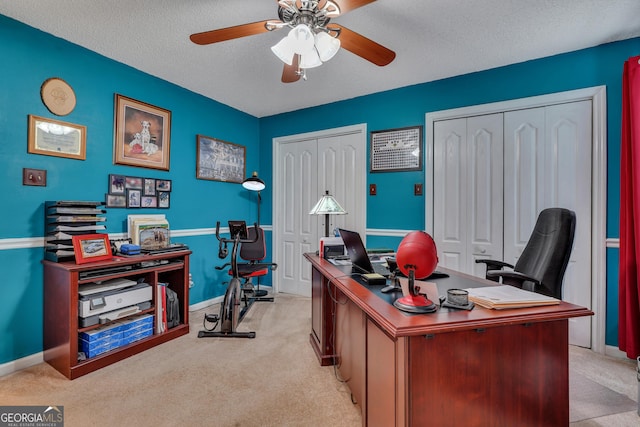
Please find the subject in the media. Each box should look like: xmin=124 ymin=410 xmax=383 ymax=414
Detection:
xmin=338 ymin=228 xmax=392 ymax=277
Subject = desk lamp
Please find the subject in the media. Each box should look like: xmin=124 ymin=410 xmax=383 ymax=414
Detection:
xmin=242 ymin=172 xmax=265 ymax=226
xmin=309 ymin=190 xmax=347 ymax=237
xmin=393 ymin=231 xmax=438 ymax=314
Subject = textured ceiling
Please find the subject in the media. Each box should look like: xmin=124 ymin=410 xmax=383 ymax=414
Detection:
xmin=2 ymin=0 xmax=640 ymax=117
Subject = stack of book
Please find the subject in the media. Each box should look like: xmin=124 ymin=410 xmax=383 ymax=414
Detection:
xmin=466 ymin=285 xmax=560 ymax=309
xmin=45 ymin=201 xmax=106 ymax=262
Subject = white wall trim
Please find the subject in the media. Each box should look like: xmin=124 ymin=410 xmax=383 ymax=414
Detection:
xmin=0 ymin=226 xmax=274 ymax=251
xmin=0 ymin=352 xmax=43 ymax=378
xmin=0 ymin=237 xmax=45 ymax=250
xmin=606 ymin=238 xmax=620 ymax=248
xmin=366 ymin=228 xmax=412 ymax=237
xmin=425 ymin=85 xmax=608 ymax=354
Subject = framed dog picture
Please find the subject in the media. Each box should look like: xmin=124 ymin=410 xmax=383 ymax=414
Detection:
xmin=113 ymin=94 xmax=171 ymax=171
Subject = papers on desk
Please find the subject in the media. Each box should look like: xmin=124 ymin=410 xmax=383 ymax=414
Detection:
xmin=466 ymin=285 xmax=560 ymax=309
xmin=327 ymin=258 xmax=351 ymax=266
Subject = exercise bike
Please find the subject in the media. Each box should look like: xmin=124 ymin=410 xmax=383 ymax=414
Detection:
xmin=198 ymin=220 xmax=260 ymax=339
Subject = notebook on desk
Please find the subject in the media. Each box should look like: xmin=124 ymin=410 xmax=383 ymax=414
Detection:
xmin=338 ymin=228 xmax=392 ymax=278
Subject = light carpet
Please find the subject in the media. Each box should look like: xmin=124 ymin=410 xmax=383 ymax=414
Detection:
xmin=570 ymin=370 xmax=637 ymax=422
xmin=1 ymin=293 xmax=638 ymax=426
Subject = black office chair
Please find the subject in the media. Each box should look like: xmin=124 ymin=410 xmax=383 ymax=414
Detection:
xmin=475 ymin=208 xmax=576 ymax=299
xmin=231 ymin=227 xmax=277 ymax=300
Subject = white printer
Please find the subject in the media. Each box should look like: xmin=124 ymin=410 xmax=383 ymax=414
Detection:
xmin=78 ymin=278 xmax=152 ymax=326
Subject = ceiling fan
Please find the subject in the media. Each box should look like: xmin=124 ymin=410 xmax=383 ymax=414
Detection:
xmin=190 ymin=0 xmax=395 ymax=83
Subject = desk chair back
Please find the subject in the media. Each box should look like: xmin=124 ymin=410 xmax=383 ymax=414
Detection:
xmin=513 ymin=208 xmax=576 ymax=298
xmin=477 ymin=208 xmax=576 ymax=299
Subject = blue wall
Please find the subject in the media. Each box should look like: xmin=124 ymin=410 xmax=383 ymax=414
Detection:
xmin=0 ymin=15 xmax=264 ymax=364
xmin=1 ymin=12 xmax=639 ymax=365
xmin=260 ymin=38 xmax=640 ymax=350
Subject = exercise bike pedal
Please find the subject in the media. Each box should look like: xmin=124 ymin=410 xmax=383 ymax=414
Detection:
xmin=204 ymin=313 xmax=219 ymax=323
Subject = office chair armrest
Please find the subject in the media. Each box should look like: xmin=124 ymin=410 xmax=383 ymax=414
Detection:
xmin=475 ymin=259 xmax=514 ymax=270
xmin=485 ymin=270 xmax=541 ymax=287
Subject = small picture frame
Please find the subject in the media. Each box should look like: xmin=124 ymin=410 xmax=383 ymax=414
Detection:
xmin=125 ymin=176 xmax=143 ymax=189
xmin=156 ymin=179 xmax=172 ymax=192
xmin=113 ymin=94 xmax=171 ymax=171
xmin=158 ymin=191 xmax=170 ymax=208
xmin=105 ymin=193 xmax=126 ymax=208
xmin=196 ymin=135 xmax=246 ymax=183
xmin=72 ymin=234 xmax=112 ymax=264
xmin=127 ymin=189 xmax=141 ymax=208
xmin=141 ymin=196 xmax=157 ymax=208
xmin=109 ymin=174 xmax=126 ymax=194
xmin=28 ymin=114 xmax=86 ymax=160
xmin=144 ymin=178 xmax=156 ymax=196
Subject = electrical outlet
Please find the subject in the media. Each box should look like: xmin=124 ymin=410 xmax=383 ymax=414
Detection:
xmin=23 ymin=168 xmax=47 ymax=186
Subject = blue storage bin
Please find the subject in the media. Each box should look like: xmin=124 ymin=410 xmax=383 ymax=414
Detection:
xmin=79 ymin=322 xmax=124 ymax=343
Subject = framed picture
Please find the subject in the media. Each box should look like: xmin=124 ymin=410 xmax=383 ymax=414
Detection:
xmin=72 ymin=234 xmax=112 ymax=264
xmin=113 ymin=94 xmax=171 ymax=171
xmin=105 ymin=193 xmax=126 ymax=208
xmin=196 ymin=135 xmax=246 ymax=183
xmin=27 ymin=114 xmax=86 ymax=160
xmin=156 ymin=179 xmax=172 ymax=192
xmin=141 ymin=196 xmax=157 ymax=208
xmin=370 ymin=126 xmax=423 ymax=172
xmin=127 ymin=189 xmax=141 ymax=208
xmin=125 ymin=176 xmax=143 ymax=189
xmin=108 ymin=174 xmax=126 ymax=194
xmin=143 ymin=178 xmax=156 ymax=195
xmin=158 ymin=191 xmax=170 ymax=208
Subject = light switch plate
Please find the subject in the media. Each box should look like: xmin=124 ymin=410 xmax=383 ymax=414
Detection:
xmin=414 ymin=183 xmax=423 ymax=196
xmin=23 ymin=168 xmax=47 ymax=186
xmin=369 ymin=184 xmax=377 ymax=196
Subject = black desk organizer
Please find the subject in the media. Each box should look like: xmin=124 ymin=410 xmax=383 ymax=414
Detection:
xmin=44 ymin=200 xmax=107 ymax=262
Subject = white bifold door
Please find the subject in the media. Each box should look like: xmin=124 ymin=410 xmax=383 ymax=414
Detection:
xmin=433 ymin=100 xmax=592 ymax=347
xmin=274 ymin=125 xmax=366 ymax=297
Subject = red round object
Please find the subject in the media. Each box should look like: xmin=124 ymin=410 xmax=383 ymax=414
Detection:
xmin=396 ymin=231 xmax=438 ymax=280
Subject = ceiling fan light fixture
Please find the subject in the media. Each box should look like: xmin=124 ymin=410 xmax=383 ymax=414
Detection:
xmin=299 ymin=49 xmax=322 ymax=69
xmin=271 ymin=35 xmax=296 ymax=65
xmin=315 ymin=31 xmax=341 ymax=62
xmin=289 ymin=24 xmax=315 ymax=54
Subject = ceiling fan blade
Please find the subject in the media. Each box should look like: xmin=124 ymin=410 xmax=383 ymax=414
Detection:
xmin=334 ymin=25 xmax=395 ymax=66
xmin=334 ymin=0 xmax=377 ymax=15
xmin=282 ymin=55 xmax=301 ymax=83
xmin=190 ymin=20 xmax=278 ymax=45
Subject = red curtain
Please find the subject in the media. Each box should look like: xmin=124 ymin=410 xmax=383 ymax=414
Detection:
xmin=619 ymin=55 xmax=640 ymax=359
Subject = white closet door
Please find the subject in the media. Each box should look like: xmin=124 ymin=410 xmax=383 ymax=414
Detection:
xmin=433 ymin=117 xmax=468 ymax=271
xmin=278 ymin=138 xmax=318 ymax=296
xmin=504 ymin=107 xmax=546 ymax=266
xmin=504 ymin=100 xmax=592 ymax=347
xmin=317 ymin=134 xmax=366 ymax=239
xmin=433 ymin=114 xmax=503 ymax=275
xmin=275 ymin=125 xmax=366 ymax=297
xmin=545 ymin=100 xmax=592 ymax=347
xmin=466 ymin=114 xmax=504 ymax=277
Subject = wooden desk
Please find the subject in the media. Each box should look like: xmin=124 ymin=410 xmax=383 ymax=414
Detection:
xmin=305 ymin=253 xmax=593 ymax=427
